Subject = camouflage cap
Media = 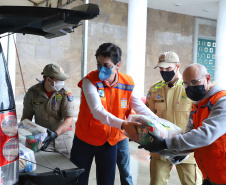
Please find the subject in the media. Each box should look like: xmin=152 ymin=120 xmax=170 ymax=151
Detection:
xmin=154 ymin=51 xmax=180 ymax=69
xmin=41 ymin=64 xmax=69 ymax=81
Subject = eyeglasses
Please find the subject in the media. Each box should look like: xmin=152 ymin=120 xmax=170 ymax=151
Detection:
xmin=182 ymin=75 xmax=206 ymax=88
xmin=97 ymin=63 xmax=113 ymax=69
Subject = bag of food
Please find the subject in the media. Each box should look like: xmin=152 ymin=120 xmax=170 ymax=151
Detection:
xmin=128 ymin=114 xmax=183 ymax=145
xmin=19 ymin=143 xmax=36 ymax=173
xmin=128 ymin=114 xmax=187 ymax=164
xmin=18 ymin=119 xmax=47 ymax=152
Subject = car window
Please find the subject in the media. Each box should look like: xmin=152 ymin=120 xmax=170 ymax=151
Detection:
xmin=0 ymin=43 xmax=15 ymax=111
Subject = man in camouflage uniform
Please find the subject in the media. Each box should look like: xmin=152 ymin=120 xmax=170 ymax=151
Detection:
xmin=21 ymin=64 xmax=76 ymax=159
xmin=145 ymin=51 xmax=202 ymax=185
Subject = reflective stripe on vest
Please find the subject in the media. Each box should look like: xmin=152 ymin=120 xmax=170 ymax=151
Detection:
xmin=95 ymin=82 xmax=134 ymax=91
xmin=190 ymin=91 xmax=226 ymax=184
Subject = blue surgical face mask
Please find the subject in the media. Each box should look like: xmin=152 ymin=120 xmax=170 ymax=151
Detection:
xmin=98 ymin=65 xmax=114 ymax=81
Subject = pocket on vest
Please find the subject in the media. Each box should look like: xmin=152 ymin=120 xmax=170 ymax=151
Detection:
xmin=208 ymin=141 xmax=226 ymax=169
xmin=87 ymin=121 xmax=109 ymax=139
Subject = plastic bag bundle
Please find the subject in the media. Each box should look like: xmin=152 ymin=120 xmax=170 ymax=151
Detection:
xmin=128 ymin=114 xmax=183 ymax=145
xmin=18 ymin=119 xmax=47 ymax=152
xmin=19 ymin=143 xmax=36 ymax=173
xmin=128 ymin=114 xmax=187 ymax=164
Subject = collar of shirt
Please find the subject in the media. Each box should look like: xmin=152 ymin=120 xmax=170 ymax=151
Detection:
xmin=45 ymin=91 xmax=54 ymax=98
xmin=166 ymin=73 xmax=182 ymax=88
xmin=37 ymin=82 xmax=57 ymax=99
xmin=104 ymin=70 xmax=119 ymax=87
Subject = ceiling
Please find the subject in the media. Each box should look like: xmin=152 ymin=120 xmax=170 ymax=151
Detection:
xmin=0 ymin=0 xmax=220 ymax=20
xmin=116 ymin=0 xmax=219 ymax=20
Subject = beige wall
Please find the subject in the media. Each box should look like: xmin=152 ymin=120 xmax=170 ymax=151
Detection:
xmin=199 ymin=24 xmax=216 ymax=37
xmin=14 ymin=0 xmax=214 ymax=97
xmin=145 ymin=9 xmax=194 ymax=94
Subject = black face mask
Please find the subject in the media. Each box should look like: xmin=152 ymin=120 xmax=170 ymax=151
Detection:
xmin=160 ymin=70 xmax=175 ymax=82
xmin=185 ymin=85 xmax=206 ymax=101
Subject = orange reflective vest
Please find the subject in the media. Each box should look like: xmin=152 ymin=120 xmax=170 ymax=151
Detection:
xmin=75 ymin=70 xmax=134 ymax=146
xmin=190 ymin=91 xmax=226 ymax=184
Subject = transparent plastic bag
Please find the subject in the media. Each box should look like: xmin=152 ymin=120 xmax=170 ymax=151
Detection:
xmin=128 ymin=114 xmax=187 ymax=164
xmin=19 ymin=143 xmax=36 ymax=173
xmin=18 ymin=119 xmax=47 ymax=152
xmin=127 ymin=114 xmax=183 ymax=145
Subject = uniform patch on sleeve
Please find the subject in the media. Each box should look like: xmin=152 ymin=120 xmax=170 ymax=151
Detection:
xmin=65 ymin=90 xmax=73 ymax=102
xmin=65 ymin=90 xmax=72 ymax=94
xmin=121 ymin=98 xmax=127 ymax=108
xmin=147 ymin=91 xmax=151 ymax=99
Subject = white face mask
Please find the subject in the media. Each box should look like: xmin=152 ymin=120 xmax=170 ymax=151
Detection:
xmin=49 ymin=78 xmax=65 ymax=91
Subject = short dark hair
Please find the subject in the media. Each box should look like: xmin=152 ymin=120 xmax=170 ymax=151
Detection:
xmin=95 ymin=43 xmax=122 ymax=65
xmin=43 ymin=76 xmax=47 ymax=81
xmin=43 ymin=76 xmax=54 ymax=81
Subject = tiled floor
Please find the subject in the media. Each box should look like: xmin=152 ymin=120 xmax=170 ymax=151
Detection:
xmin=88 ymin=141 xmax=181 ymax=185
xmin=16 ymin=96 xmax=181 ymax=185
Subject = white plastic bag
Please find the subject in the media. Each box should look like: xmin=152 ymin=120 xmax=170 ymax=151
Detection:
xmin=127 ymin=114 xmax=183 ymax=144
xmin=128 ymin=114 xmax=187 ymax=164
xmin=19 ymin=143 xmax=36 ymax=173
xmin=18 ymin=119 xmax=47 ymax=152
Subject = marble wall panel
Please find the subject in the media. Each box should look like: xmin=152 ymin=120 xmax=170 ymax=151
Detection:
xmin=199 ymin=24 xmax=216 ymax=37
xmin=144 ymin=8 xmax=196 ymax=92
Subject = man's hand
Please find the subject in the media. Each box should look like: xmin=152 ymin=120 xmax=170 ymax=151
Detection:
xmin=138 ymin=131 xmax=167 ymax=152
xmin=172 ymin=155 xmax=188 ymax=162
xmin=41 ymin=129 xmax=58 ymax=150
xmin=169 ymin=155 xmax=189 ymax=165
xmin=122 ymin=121 xmax=141 ymax=143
